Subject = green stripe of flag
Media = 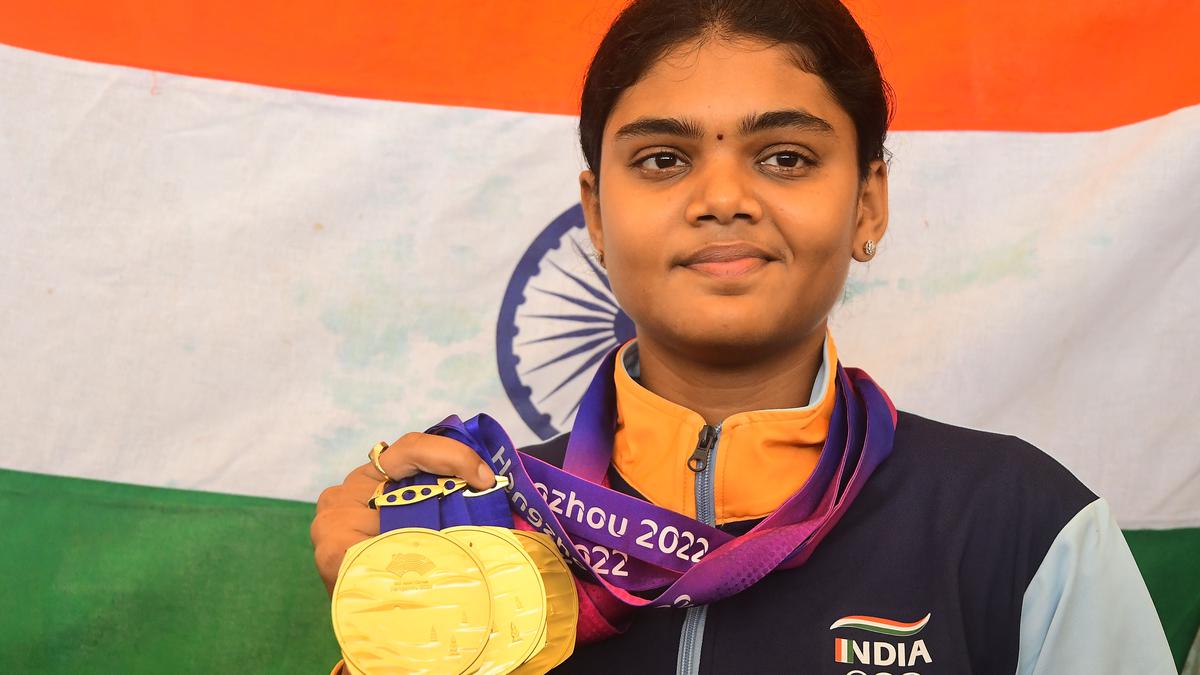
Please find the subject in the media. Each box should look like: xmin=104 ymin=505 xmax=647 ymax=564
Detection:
xmin=0 ymin=468 xmax=339 ymax=673
xmin=1124 ymin=527 xmax=1200 ymax=667
xmin=1 ymin=468 xmax=1197 ymax=672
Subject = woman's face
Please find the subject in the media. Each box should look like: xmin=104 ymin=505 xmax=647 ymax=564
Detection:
xmin=580 ymin=37 xmax=888 ymax=362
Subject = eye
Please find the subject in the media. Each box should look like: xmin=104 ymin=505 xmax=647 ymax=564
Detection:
xmin=633 ymin=151 xmax=689 ymax=174
xmin=760 ymin=150 xmax=814 ymax=171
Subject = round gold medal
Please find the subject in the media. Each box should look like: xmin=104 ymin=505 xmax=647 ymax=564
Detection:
xmin=510 ymin=530 xmax=578 ymax=673
xmin=444 ymin=526 xmax=548 ymax=675
xmin=332 ymin=528 xmax=493 ymax=675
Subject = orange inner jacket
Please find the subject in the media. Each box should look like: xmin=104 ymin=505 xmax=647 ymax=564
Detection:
xmin=610 ymin=335 xmax=837 ymax=526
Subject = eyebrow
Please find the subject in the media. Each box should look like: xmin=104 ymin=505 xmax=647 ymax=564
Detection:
xmin=613 ymin=116 xmax=705 ymax=140
xmin=612 ymin=108 xmax=835 ymax=141
xmin=740 ymin=109 xmax=835 ymax=136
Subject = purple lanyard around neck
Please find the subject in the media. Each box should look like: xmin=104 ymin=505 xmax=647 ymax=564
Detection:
xmin=425 ymin=345 xmax=897 ymax=614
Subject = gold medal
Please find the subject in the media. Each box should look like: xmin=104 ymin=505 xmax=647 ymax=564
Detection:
xmin=510 ymin=530 xmax=578 ymax=673
xmin=332 ymin=528 xmax=493 ymax=675
xmin=444 ymin=526 xmax=548 ymax=675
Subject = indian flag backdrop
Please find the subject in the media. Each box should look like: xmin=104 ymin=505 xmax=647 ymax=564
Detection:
xmin=1 ymin=0 xmax=1197 ymax=671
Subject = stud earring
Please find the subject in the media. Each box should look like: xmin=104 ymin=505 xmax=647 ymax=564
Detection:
xmin=862 ymin=240 xmax=876 ymax=258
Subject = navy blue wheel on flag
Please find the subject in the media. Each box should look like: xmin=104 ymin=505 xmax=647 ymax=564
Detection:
xmin=496 ymin=204 xmax=635 ymax=440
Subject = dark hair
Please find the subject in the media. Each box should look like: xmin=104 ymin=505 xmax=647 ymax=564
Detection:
xmin=579 ymin=0 xmax=893 ymax=183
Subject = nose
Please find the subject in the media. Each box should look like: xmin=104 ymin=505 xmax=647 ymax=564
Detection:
xmin=684 ymin=155 xmax=764 ymax=226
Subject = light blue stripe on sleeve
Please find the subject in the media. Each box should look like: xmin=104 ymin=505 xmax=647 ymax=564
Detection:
xmin=1017 ymin=498 xmax=1177 ymax=674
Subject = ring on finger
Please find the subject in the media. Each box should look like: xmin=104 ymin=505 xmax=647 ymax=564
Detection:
xmin=368 ymin=441 xmax=394 ymax=482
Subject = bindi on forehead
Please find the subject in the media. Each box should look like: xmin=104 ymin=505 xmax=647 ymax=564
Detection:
xmin=716 ymin=133 xmax=724 ymax=140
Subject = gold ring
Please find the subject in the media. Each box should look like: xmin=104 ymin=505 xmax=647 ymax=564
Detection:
xmin=368 ymin=441 xmax=394 ymax=482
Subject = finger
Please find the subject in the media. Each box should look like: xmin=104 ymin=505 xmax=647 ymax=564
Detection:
xmin=315 ymin=533 xmax=370 ymax=595
xmin=379 ymin=433 xmax=496 ymax=490
xmin=317 ymin=484 xmax=362 ymax=511
xmin=311 ymin=507 xmax=380 ymax=548
xmin=320 ymin=474 xmax=388 ymax=508
xmin=349 ymin=458 xmax=393 ymax=484
xmin=338 ymin=465 xmax=389 ymax=505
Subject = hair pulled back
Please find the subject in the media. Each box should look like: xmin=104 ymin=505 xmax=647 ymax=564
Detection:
xmin=579 ymin=0 xmax=893 ymax=182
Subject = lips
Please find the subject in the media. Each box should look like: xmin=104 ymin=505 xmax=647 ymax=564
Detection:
xmin=678 ymin=242 xmax=778 ymax=278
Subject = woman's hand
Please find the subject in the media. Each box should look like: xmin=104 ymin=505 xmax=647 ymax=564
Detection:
xmin=309 ymin=432 xmax=498 ymax=594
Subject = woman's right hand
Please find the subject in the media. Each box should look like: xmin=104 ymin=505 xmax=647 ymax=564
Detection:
xmin=309 ymin=432 xmax=498 ymax=594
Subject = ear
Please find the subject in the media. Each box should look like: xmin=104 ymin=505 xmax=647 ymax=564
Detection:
xmin=579 ymin=170 xmax=605 ymax=263
xmin=852 ymin=158 xmax=889 ymax=262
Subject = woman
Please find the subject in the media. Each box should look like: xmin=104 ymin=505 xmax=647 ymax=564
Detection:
xmin=311 ymin=0 xmax=1175 ymax=672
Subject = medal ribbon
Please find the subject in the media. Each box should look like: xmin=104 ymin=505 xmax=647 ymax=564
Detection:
xmin=423 ymin=346 xmax=897 ymax=643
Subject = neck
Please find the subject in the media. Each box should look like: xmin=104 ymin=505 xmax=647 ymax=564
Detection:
xmin=633 ymin=326 xmax=828 ymax=426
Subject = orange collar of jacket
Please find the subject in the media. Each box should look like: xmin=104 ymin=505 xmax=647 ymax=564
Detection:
xmin=611 ymin=335 xmax=838 ymax=526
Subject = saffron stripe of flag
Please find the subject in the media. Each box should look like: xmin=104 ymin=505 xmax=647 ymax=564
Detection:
xmin=0 ymin=0 xmax=1197 ymax=128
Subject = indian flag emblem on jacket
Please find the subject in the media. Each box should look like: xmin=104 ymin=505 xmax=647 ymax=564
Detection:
xmin=830 ymin=613 xmax=931 ymax=636
xmin=832 ymin=614 xmax=933 ymax=666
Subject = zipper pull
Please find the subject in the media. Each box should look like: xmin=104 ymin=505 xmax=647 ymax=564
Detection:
xmin=687 ymin=424 xmax=719 ymax=473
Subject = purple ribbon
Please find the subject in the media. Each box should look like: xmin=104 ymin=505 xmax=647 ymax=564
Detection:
xmin=426 ymin=344 xmax=896 ymax=611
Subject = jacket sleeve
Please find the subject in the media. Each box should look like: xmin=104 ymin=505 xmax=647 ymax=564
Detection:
xmin=1016 ymin=498 xmax=1176 ymax=674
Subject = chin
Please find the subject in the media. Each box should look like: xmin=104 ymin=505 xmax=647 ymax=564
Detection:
xmin=656 ymin=309 xmax=789 ymax=363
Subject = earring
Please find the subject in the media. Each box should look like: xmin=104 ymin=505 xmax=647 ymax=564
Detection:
xmin=862 ymin=240 xmax=876 ymax=258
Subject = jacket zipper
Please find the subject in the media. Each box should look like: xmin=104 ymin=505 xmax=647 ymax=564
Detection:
xmin=677 ymin=424 xmax=720 ymax=675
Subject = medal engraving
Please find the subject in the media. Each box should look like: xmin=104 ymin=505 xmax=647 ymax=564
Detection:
xmin=332 ymin=529 xmax=492 ymax=674
xmin=444 ymin=527 xmax=548 ymax=674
